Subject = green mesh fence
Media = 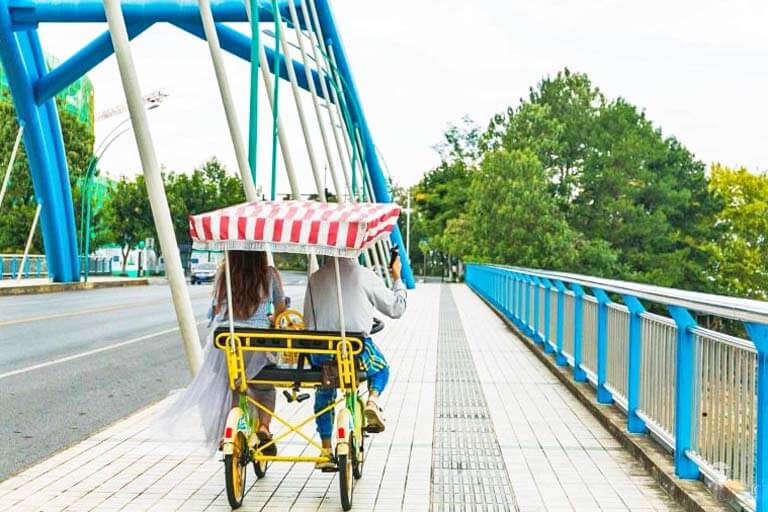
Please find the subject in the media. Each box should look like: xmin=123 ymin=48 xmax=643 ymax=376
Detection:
xmin=0 ymin=53 xmax=95 ymax=132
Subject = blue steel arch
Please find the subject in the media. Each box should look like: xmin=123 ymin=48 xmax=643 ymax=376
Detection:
xmin=0 ymin=0 xmax=415 ymax=287
xmin=0 ymin=9 xmax=79 ymax=282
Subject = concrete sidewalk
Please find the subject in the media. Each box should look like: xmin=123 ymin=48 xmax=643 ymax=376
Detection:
xmin=0 ymin=284 xmax=684 ymax=511
xmin=0 ymin=276 xmax=148 ymax=296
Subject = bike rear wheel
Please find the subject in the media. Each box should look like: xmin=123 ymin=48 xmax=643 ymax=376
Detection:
xmin=224 ymin=431 xmax=248 ymax=508
xmin=338 ymin=452 xmax=353 ymax=511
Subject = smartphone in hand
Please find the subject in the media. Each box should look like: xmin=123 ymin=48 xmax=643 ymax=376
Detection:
xmin=389 ymin=245 xmax=400 ymax=269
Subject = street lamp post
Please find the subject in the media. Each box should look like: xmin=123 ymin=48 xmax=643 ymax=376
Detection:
xmin=80 ymin=103 xmax=162 ymax=282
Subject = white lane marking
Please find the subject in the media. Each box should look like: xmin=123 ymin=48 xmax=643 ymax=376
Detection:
xmin=0 ymin=292 xmax=213 ymax=326
xmin=0 ymin=320 xmax=207 ymax=380
xmin=0 ymin=286 xmax=213 ymax=308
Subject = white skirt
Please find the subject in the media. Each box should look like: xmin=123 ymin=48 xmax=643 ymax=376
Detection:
xmin=150 ymin=331 xmax=270 ymax=455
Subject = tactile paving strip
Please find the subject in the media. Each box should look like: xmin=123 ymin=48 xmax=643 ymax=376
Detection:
xmin=431 ymin=286 xmax=519 ymax=512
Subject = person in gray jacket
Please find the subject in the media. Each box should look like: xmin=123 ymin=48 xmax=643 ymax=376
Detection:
xmin=304 ymin=252 xmax=406 ymax=469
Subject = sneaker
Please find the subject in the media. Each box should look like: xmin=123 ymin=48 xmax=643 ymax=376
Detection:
xmin=364 ymin=398 xmax=386 ymax=433
xmin=315 ymin=459 xmax=337 ymax=472
xmin=257 ymin=430 xmax=277 ymax=456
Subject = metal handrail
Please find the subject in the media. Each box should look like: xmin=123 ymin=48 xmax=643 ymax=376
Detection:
xmin=465 ymin=263 xmax=765 ymax=512
xmin=495 ymin=265 xmax=768 ymax=324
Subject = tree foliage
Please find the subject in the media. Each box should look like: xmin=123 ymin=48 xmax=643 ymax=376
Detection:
xmin=408 ymin=68 xmax=750 ymax=294
xmin=0 ymin=95 xmax=94 ymax=253
xmin=442 ymin=148 xmax=620 ymax=275
xmin=703 ymin=164 xmax=768 ymax=299
xmin=100 ymin=158 xmax=246 ymax=266
xmin=163 ymin=158 xmax=246 ymax=250
xmin=409 ymin=119 xmax=477 ymax=257
xmin=102 ymin=175 xmax=153 ymax=270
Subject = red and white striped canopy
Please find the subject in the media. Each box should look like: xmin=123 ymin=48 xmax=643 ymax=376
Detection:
xmin=189 ymin=200 xmax=401 ymax=257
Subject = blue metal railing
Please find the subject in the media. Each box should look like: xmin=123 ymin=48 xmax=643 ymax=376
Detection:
xmin=0 ymin=254 xmax=111 ymax=280
xmin=466 ymin=263 xmax=768 ymax=512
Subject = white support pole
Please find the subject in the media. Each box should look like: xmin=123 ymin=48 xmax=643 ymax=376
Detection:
xmin=0 ymin=126 xmax=24 ymax=211
xmin=362 ymin=247 xmax=374 ymax=271
xmin=272 ymin=8 xmax=325 ymax=200
xmin=332 ymin=256 xmax=347 ymax=357
xmin=302 ymin=0 xmax=354 ymax=198
xmin=304 ymin=7 xmax=363 ymax=209
xmin=16 ymin=203 xmax=41 ymax=281
xmin=223 ymin=249 xmax=236 ymax=351
xmin=243 ymin=0 xmax=300 ymax=270
xmin=302 ymin=1 xmax=382 ymax=280
xmin=375 ymin=239 xmax=393 ymax=287
xmin=103 ymin=0 xmax=202 ymax=376
xmin=360 ymin=150 xmax=394 ymax=287
xmin=197 ymin=0 xmax=258 ymax=201
xmin=364 ymin=237 xmax=386 ymax=285
xmin=326 ymin=44 xmax=357 ymax=175
xmin=243 ymin=0 xmax=300 ymax=199
xmin=286 ymin=0 xmax=342 ymax=199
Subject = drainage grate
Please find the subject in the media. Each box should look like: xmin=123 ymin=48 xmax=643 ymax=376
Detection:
xmin=431 ymin=286 xmax=518 ymax=512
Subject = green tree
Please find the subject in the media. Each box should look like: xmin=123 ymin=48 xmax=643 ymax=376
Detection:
xmin=163 ymin=157 xmax=246 ymax=252
xmin=571 ymin=98 xmax=717 ymax=288
xmin=101 ymin=175 xmax=153 ymax=271
xmin=391 ymin=183 xmax=429 ymax=274
xmin=99 ymin=158 xmax=246 ymax=272
xmin=483 ymin=69 xmax=718 ymax=289
xmin=445 ymin=148 xmax=620 ymax=274
xmin=0 ymin=94 xmax=95 ymax=253
xmin=410 ymin=120 xmax=479 ymax=259
xmin=703 ymin=164 xmax=768 ymax=299
xmin=484 ymin=69 xmax=600 ymax=203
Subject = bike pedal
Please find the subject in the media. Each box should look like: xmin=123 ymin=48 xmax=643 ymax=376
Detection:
xmin=282 ymin=390 xmax=295 ymax=403
xmin=296 ymin=393 xmax=311 ymax=402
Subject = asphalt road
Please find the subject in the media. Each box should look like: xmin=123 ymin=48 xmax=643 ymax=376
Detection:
xmin=0 ymin=273 xmax=307 ymax=481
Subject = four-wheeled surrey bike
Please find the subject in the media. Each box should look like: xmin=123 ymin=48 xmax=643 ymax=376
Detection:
xmin=188 ymin=199 xmax=402 ymax=510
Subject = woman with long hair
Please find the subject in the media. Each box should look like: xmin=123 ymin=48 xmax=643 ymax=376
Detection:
xmin=152 ymin=251 xmax=285 ymax=454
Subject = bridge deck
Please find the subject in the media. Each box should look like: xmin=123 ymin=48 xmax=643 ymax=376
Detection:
xmin=0 ymin=284 xmax=681 ymax=511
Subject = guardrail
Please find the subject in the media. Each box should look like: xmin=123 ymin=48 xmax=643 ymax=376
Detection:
xmin=465 ymin=263 xmax=768 ymax=512
xmin=0 ymin=254 xmax=112 ymax=280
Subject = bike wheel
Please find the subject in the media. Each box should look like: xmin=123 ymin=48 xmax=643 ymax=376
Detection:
xmin=338 ymin=453 xmax=353 ymax=511
xmin=352 ymin=433 xmax=364 ymax=480
xmin=253 ymin=458 xmax=268 ymax=479
xmin=224 ymin=431 xmax=248 ymax=509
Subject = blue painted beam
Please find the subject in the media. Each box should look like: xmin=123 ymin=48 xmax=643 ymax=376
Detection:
xmin=554 ymin=280 xmax=568 ymax=366
xmin=592 ymin=288 xmax=614 ymax=404
xmin=0 ymin=2 xmax=79 ymax=282
xmin=542 ymin=278 xmax=555 ymax=354
xmin=623 ymin=294 xmax=648 ymax=434
xmin=9 ymin=0 xmax=301 ymax=28
xmin=173 ymin=21 xmax=327 ymax=101
xmin=668 ymin=305 xmax=700 ymax=480
xmin=571 ymin=283 xmax=588 ymax=382
xmin=314 ymin=0 xmax=415 ymax=289
xmin=532 ymin=276 xmax=543 ymax=344
xmin=745 ymin=322 xmax=768 ymax=512
xmin=34 ymin=22 xmax=152 ymax=103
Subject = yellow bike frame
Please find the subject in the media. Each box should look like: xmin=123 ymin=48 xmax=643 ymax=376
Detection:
xmin=215 ymin=330 xmax=364 ymax=463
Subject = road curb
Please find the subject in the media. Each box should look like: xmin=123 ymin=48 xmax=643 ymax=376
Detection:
xmin=469 ymin=286 xmax=732 ymax=512
xmin=0 ymin=278 xmax=150 ymax=296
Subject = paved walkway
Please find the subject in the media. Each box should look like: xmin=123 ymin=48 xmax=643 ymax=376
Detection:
xmin=0 ymin=284 xmax=682 ymax=511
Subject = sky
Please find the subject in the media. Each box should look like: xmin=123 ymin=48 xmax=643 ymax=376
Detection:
xmin=38 ymin=0 xmax=768 ymax=193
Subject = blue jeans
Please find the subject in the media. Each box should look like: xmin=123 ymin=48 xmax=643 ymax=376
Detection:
xmin=312 ymin=338 xmax=389 ymax=440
